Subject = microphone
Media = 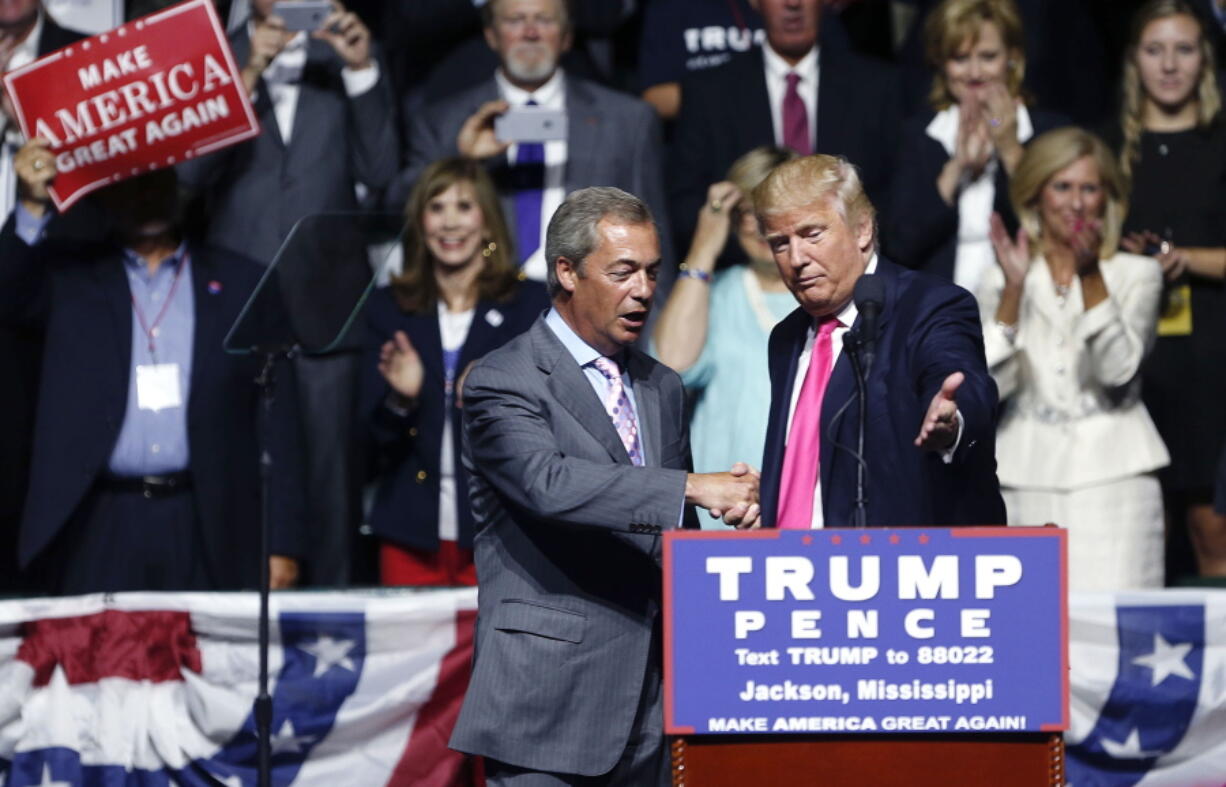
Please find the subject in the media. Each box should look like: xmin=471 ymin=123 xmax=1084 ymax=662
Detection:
xmin=853 ymin=274 xmax=885 ymax=375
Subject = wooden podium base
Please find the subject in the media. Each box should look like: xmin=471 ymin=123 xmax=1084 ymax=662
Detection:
xmin=671 ymin=733 xmax=1064 ymax=786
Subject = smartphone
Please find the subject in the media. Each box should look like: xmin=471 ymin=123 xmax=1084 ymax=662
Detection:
xmin=273 ymin=0 xmax=331 ymax=32
xmin=495 ymin=106 xmax=568 ymax=143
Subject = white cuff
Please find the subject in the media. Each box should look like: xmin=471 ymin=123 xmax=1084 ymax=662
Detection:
xmin=341 ymin=61 xmax=380 ymax=98
xmin=939 ymin=409 xmax=965 ymax=464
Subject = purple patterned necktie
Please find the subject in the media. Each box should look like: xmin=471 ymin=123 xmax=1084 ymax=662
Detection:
xmin=783 ymin=72 xmax=812 ymax=156
xmin=512 ymin=99 xmax=545 ymax=265
xmin=592 ymin=356 xmax=643 ymax=466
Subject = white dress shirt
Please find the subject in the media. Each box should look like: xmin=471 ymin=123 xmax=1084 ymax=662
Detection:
xmin=762 ymin=42 xmax=818 ymax=152
xmin=496 ymin=68 xmax=567 ymax=283
xmin=926 ymin=103 xmax=1034 ymax=295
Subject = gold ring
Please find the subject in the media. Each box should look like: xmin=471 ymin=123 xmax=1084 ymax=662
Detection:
xmin=710 ymin=199 xmax=723 ymax=213
xmin=32 ymin=159 xmax=44 ymax=170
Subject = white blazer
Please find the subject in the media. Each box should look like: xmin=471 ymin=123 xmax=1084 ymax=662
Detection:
xmin=977 ymin=252 xmax=1170 ymax=490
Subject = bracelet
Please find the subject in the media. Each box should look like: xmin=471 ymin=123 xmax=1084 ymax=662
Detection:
xmin=678 ymin=264 xmax=712 ymax=283
xmin=995 ymin=321 xmax=1018 ymax=344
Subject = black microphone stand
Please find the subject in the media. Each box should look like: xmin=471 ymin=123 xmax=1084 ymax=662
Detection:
xmin=253 ymin=345 xmax=296 ymax=787
xmin=844 ymin=333 xmax=869 ymax=528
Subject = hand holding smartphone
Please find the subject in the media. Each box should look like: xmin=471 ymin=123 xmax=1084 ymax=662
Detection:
xmin=272 ymin=0 xmax=332 ymax=32
xmin=495 ymin=106 xmax=568 ymax=144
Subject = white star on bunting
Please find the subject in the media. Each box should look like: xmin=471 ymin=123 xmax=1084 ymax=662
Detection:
xmin=34 ymin=764 xmax=72 ymax=787
xmin=1132 ymin=633 xmax=1195 ymax=687
xmin=270 ymin=718 xmax=316 ymax=756
xmin=300 ymin=635 xmax=356 ymax=678
xmin=1099 ymin=728 xmax=1161 ymax=759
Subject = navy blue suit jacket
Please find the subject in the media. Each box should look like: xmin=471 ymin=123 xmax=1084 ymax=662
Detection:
xmin=884 ymin=108 xmax=1068 ymax=279
xmin=0 ymin=215 xmax=306 ymax=588
xmin=761 ymin=258 xmax=1006 ymax=528
xmin=360 ymin=282 xmax=549 ymax=552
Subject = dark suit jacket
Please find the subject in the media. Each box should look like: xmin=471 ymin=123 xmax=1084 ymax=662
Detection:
xmin=0 ymin=215 xmax=306 ymax=589
xmin=669 ymin=46 xmax=902 ymax=254
xmin=761 ymin=258 xmax=1006 ymax=528
xmin=885 ymin=108 xmax=1068 ymax=280
xmin=359 ymin=281 xmax=549 ymax=552
xmin=176 ymin=25 xmax=399 ymax=267
xmin=388 ymin=72 xmax=672 ymax=261
xmin=450 ymin=317 xmax=696 ymax=775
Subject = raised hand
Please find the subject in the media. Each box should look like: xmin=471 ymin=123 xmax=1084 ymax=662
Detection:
xmin=242 ymin=14 xmax=292 ymax=93
xmin=1069 ymin=217 xmax=1103 ymax=275
xmin=457 ymin=100 xmax=512 ymax=160
xmin=915 ymin=372 xmax=963 ymax=451
xmin=988 ymin=212 xmax=1029 ymax=287
xmin=378 ymin=330 xmax=424 ymax=403
xmin=314 ymin=1 xmax=372 ymax=70
xmin=687 ymin=181 xmax=743 ymax=263
xmin=956 ymin=97 xmax=993 ymax=177
xmin=13 ymin=137 xmax=56 ymax=216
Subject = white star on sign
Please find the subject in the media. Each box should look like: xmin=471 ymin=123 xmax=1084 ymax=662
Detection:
xmin=1132 ymin=633 xmax=1195 ymax=687
xmin=270 ymin=718 xmax=316 ymax=756
xmin=34 ymin=764 xmax=72 ymax=787
xmin=1099 ymin=728 xmax=1161 ymax=759
xmin=300 ymin=635 xmax=356 ymax=678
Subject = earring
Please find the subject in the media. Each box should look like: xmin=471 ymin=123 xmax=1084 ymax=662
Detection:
xmin=482 ymin=241 xmax=497 ymax=258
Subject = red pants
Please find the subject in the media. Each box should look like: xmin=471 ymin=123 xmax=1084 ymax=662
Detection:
xmin=380 ymin=540 xmax=477 ymax=587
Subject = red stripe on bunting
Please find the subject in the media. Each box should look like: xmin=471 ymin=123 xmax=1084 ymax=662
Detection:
xmin=17 ymin=610 xmax=203 ymax=687
xmin=387 ymin=608 xmax=479 ymax=787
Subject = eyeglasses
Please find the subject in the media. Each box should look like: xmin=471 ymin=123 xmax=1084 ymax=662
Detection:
xmin=496 ymin=14 xmax=563 ymax=31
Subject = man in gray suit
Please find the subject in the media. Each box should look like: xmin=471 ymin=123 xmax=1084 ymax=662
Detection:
xmin=388 ymin=0 xmax=671 ymax=283
xmin=451 ymin=187 xmax=759 ymax=785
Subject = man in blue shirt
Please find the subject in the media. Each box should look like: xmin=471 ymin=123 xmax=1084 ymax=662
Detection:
xmin=0 ymin=139 xmax=305 ymax=594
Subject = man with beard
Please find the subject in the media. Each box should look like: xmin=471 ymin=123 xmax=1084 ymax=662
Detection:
xmin=0 ymin=140 xmax=305 ymax=593
xmin=388 ymin=0 xmax=671 ymax=284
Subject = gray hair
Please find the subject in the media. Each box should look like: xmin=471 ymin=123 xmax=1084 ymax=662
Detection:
xmin=481 ymin=0 xmax=572 ymax=30
xmin=545 ymin=187 xmax=655 ymax=298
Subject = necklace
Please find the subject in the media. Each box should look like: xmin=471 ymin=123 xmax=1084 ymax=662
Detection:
xmin=1053 ymin=281 xmax=1071 ymax=299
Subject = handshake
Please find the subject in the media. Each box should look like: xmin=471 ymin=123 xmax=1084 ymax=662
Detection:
xmin=685 ymin=463 xmax=762 ymax=530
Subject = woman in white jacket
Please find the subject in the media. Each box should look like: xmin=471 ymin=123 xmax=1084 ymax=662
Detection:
xmin=981 ymin=127 xmax=1169 ymax=591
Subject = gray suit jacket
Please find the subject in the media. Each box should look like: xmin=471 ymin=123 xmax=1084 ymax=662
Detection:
xmin=388 ymin=72 xmax=673 ymax=262
xmin=177 ymin=26 xmax=399 ymax=266
xmin=450 ymin=317 xmax=695 ymax=776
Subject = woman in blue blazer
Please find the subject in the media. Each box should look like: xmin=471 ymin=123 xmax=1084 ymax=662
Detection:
xmin=361 ymin=158 xmax=548 ymax=586
xmin=886 ymin=0 xmax=1065 ymax=290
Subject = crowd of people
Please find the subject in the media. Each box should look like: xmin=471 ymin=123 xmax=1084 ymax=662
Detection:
xmin=2 ymin=0 xmax=1226 ymax=601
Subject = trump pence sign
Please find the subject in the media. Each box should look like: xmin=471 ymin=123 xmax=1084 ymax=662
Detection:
xmin=663 ymin=527 xmax=1068 ymax=735
xmin=2 ymin=0 xmax=259 ymax=211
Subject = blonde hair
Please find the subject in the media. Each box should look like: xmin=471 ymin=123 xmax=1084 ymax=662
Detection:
xmin=1010 ymin=127 xmax=1128 ymax=259
xmin=392 ymin=157 xmax=521 ymax=314
xmin=726 ymin=145 xmax=797 ymax=226
xmin=753 ymin=154 xmax=877 ymax=244
xmin=1118 ymin=0 xmax=1221 ymax=179
xmin=924 ymin=0 xmax=1027 ymax=111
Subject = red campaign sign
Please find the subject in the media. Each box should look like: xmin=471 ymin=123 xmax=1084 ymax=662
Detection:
xmin=1 ymin=0 xmax=259 ymax=211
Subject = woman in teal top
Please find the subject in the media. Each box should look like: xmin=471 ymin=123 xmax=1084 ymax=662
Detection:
xmin=654 ymin=147 xmax=797 ymax=500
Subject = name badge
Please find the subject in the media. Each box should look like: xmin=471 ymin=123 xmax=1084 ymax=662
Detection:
xmin=136 ymin=363 xmax=183 ymax=412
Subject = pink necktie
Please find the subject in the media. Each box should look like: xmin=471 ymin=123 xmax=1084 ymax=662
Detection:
xmin=777 ymin=318 xmax=839 ymax=528
xmin=783 ymin=72 xmax=812 ymax=156
xmin=592 ymin=356 xmax=644 ymax=466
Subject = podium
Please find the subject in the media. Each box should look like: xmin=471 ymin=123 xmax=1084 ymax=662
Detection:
xmin=662 ymin=528 xmax=1068 ymax=785
xmin=670 ymin=733 xmax=1064 ymax=785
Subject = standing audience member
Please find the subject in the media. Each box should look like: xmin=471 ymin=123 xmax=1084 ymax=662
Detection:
xmin=389 ymin=0 xmax=670 ymax=286
xmin=653 ymin=146 xmax=795 ymax=484
xmin=1 ymin=141 xmax=305 ymax=594
xmin=669 ymin=0 xmax=902 ymax=258
xmin=361 ymin=158 xmax=547 ymax=588
xmin=756 ymin=154 xmax=1005 ymax=530
xmin=636 ymin=0 xmax=765 ymax=120
xmin=982 ymin=127 xmax=1168 ymax=591
xmin=177 ymin=0 xmax=398 ymax=586
xmin=1110 ymin=0 xmax=1226 ymax=580
xmin=0 ymin=0 xmax=84 ymax=593
xmin=886 ymin=0 xmax=1066 ymax=291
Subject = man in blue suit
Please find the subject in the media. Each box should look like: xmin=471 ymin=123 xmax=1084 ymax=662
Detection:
xmin=1 ymin=140 xmax=305 ymax=593
xmin=755 ymin=154 xmax=1005 ymax=529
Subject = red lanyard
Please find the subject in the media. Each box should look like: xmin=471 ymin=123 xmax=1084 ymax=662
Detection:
xmin=130 ymin=252 xmax=188 ymax=358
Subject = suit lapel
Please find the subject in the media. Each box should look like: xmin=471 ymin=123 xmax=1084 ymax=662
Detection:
xmin=532 ymin=321 xmax=629 ymax=465
xmin=744 ymin=52 xmax=775 ymax=146
xmin=99 ymin=255 xmax=133 ymax=375
xmin=627 ymin=351 xmax=662 ymax=467
xmin=188 ymin=250 xmax=221 ymax=419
